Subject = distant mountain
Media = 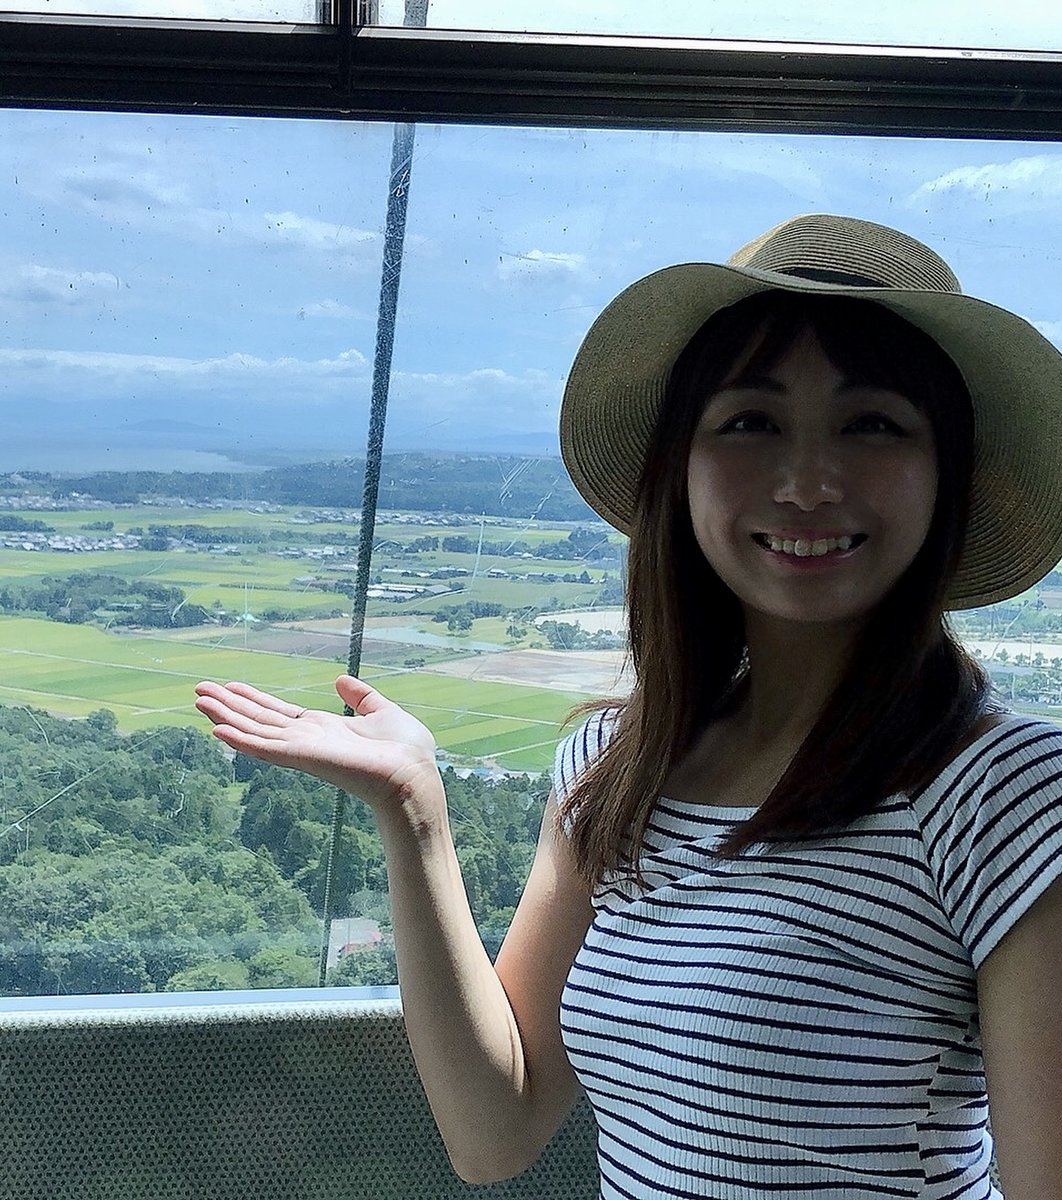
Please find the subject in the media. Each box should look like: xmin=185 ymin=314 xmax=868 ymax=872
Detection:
xmin=15 ymin=452 xmax=602 ymax=523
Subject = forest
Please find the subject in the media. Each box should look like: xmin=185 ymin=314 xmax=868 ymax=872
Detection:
xmin=4 ymin=452 xmax=600 ymax=521
xmin=0 ymin=704 xmax=549 ymax=996
xmin=0 ymin=572 xmax=212 ymax=628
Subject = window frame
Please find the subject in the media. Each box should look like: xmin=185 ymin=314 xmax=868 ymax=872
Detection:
xmin=1 ymin=13 xmax=1061 ymax=139
xmin=0 ymin=6 xmax=1060 ymax=1012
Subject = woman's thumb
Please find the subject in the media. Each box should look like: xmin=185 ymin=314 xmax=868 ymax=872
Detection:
xmin=335 ymin=673 xmax=386 ymax=714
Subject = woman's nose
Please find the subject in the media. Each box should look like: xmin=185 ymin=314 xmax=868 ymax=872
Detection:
xmin=772 ymin=443 xmax=844 ymax=509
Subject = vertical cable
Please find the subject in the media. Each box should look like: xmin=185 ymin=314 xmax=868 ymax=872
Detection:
xmin=317 ymin=1 xmax=428 ymax=987
xmin=343 ymin=123 xmax=415 ymax=685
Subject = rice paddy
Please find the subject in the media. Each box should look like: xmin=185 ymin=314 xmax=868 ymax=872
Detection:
xmin=0 ymin=616 xmax=584 ymax=771
xmin=0 ymin=502 xmax=621 ymax=770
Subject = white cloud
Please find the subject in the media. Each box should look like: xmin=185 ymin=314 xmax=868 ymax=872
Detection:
xmin=175 ymin=203 xmax=381 ymax=263
xmin=0 ymin=264 xmax=122 ymax=306
xmin=61 ymin=169 xmax=192 ymax=216
xmin=258 ymin=211 xmax=376 ymax=253
xmin=497 ymin=249 xmax=588 ymax=283
xmin=911 ymin=155 xmax=1062 ymax=205
xmin=53 ymin=168 xmax=382 ymax=268
xmin=393 ymin=365 xmax=562 ymax=434
xmin=0 ymin=349 xmax=559 ymax=410
xmin=400 ymin=365 xmax=556 ymax=393
xmin=0 ymin=345 xmax=369 ymax=403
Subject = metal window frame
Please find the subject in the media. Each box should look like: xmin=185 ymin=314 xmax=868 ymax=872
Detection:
xmin=1 ymin=13 xmax=1062 ymax=139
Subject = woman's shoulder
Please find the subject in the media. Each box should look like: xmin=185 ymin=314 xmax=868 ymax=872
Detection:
xmin=552 ymin=704 xmax=623 ymax=801
xmin=912 ymin=707 xmax=1062 ymax=805
xmin=952 ymin=708 xmax=1062 ymax=759
xmin=906 ymin=707 xmax=1062 ymax=970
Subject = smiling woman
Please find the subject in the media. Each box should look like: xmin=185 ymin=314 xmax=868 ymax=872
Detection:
xmin=531 ymin=213 xmax=1062 ymax=1199
xmin=4 ymin=12 xmax=1062 ymax=1193
xmin=190 ymin=210 xmax=1062 ymax=1200
xmin=685 ymin=311 xmax=940 ymax=634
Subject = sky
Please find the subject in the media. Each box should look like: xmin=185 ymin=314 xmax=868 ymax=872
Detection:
xmin=1 ymin=6 xmax=1061 ymax=475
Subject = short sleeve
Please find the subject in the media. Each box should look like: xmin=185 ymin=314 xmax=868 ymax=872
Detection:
xmin=551 ymin=707 xmax=621 ymax=835
xmin=914 ymin=717 xmax=1062 ymax=971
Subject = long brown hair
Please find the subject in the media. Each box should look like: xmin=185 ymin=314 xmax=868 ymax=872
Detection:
xmin=561 ymin=290 xmax=995 ymax=889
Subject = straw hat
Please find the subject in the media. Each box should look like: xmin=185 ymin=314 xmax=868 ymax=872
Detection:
xmin=560 ymin=213 xmax=1062 ymax=610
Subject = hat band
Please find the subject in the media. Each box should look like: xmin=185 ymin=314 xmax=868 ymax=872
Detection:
xmin=775 ymin=266 xmax=887 ymax=288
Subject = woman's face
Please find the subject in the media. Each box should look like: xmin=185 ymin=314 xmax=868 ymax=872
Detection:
xmin=685 ymin=324 xmax=938 ymax=631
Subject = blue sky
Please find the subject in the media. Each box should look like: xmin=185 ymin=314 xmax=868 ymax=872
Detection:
xmin=1 ymin=102 xmax=1060 ymax=473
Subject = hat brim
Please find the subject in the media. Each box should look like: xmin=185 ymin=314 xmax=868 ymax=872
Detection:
xmin=560 ymin=262 xmax=1062 ymax=610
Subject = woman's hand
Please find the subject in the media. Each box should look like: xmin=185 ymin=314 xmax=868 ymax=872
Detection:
xmin=194 ymin=675 xmax=441 ymax=813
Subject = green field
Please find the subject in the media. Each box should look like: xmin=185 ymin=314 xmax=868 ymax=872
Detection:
xmin=0 ymin=615 xmax=583 ymax=770
xmin=0 ymin=547 xmax=607 ymax=615
xmin=0 ymin=501 xmax=621 ymax=770
xmin=32 ymin=508 xmax=620 ymax=549
xmin=0 ymin=549 xmax=306 ymax=590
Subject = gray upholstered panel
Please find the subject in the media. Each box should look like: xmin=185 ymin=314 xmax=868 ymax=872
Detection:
xmin=0 ymin=998 xmax=599 ymax=1200
xmin=0 ymin=995 xmax=1005 ymax=1197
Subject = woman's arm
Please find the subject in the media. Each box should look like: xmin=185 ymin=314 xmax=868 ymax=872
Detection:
xmin=977 ymin=874 xmax=1062 ymax=1200
xmin=193 ymin=676 xmax=594 ymax=1183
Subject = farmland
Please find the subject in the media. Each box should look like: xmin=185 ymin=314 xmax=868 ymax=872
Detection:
xmin=0 ymin=499 xmax=627 ymax=771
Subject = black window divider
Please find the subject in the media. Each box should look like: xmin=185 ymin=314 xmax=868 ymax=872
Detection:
xmin=2 ymin=15 xmax=1062 ymax=139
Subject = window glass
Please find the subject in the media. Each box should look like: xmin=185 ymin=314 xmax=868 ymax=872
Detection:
xmin=1 ymin=1 xmax=321 ymax=20
xmin=376 ymin=0 xmax=1061 ymax=51
xmin=2 ymin=108 xmax=1060 ymax=998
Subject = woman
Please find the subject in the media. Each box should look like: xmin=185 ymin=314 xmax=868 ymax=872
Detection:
xmin=195 ymin=214 xmax=1062 ymax=1199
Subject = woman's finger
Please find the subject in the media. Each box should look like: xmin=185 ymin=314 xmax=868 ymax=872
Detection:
xmin=209 ymin=724 xmax=293 ymax=760
xmin=335 ymin=674 xmax=388 ymax=715
xmin=194 ymin=695 xmax=288 ymax=740
xmin=194 ymin=681 xmax=294 ymax=728
xmin=223 ymin=680 xmax=311 ymax=721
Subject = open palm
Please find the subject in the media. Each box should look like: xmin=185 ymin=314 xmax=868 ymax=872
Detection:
xmin=194 ymin=675 xmax=439 ymax=811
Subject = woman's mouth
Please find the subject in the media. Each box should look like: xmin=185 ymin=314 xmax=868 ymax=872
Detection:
xmin=748 ymin=532 xmax=864 ymax=559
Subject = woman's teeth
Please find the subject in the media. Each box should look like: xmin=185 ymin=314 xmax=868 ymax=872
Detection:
xmin=759 ymin=534 xmax=857 ymax=557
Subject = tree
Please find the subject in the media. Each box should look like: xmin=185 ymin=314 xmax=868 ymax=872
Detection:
xmin=246 ymin=946 xmax=317 ymax=988
xmin=85 ymin=708 xmax=118 ymax=737
xmin=165 ymin=961 xmax=250 ymax=991
xmin=327 ymin=945 xmax=397 ymax=987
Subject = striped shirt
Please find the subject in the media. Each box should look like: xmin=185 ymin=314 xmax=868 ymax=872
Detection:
xmin=553 ymin=707 xmax=1062 ymax=1199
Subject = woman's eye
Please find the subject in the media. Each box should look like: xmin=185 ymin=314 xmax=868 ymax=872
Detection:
xmin=718 ymin=412 xmax=774 ymax=434
xmin=847 ymin=412 xmax=904 ymax=434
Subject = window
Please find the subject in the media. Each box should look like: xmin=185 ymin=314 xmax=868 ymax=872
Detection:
xmin=1 ymin=7 xmax=1061 ymax=1000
